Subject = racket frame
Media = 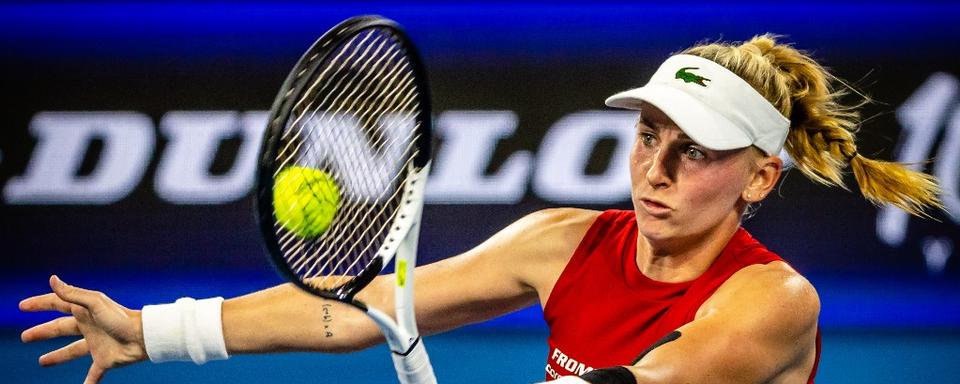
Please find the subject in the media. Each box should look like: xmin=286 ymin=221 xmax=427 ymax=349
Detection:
xmin=254 ymin=14 xmax=436 ymax=381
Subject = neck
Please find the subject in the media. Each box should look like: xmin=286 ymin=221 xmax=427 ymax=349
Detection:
xmin=635 ymin=214 xmax=741 ymax=283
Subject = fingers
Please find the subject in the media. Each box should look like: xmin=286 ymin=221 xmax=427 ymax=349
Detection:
xmin=49 ymin=275 xmax=103 ymax=309
xmin=39 ymin=338 xmax=89 ymax=367
xmin=19 ymin=293 xmax=73 ymax=314
xmin=21 ymin=316 xmax=80 ymax=343
xmin=84 ymin=364 xmax=106 ymax=384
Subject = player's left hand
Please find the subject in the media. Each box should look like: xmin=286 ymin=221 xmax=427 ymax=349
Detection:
xmin=19 ymin=275 xmax=147 ymax=384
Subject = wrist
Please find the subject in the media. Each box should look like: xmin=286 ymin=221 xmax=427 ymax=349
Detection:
xmin=141 ymin=297 xmax=229 ymax=364
xmin=131 ymin=309 xmax=147 ymax=360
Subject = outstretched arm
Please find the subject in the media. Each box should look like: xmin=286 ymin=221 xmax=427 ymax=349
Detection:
xmin=21 ymin=208 xmax=596 ymax=383
xmin=224 ymin=208 xmax=596 ymax=354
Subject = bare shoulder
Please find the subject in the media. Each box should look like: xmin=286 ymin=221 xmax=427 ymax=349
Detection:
xmin=488 ymin=208 xmax=601 ymax=302
xmin=385 ymin=208 xmax=603 ymax=333
xmin=701 ymin=261 xmax=820 ymax=335
xmin=507 ymin=208 xmax=601 ymax=250
xmin=429 ymin=207 xmax=601 ymax=284
xmin=481 ymin=207 xmax=601 ymax=268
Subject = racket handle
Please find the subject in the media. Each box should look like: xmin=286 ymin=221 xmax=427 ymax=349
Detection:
xmin=391 ymin=337 xmax=437 ymax=384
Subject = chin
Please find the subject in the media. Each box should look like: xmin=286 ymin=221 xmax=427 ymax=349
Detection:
xmin=634 ymin=210 xmax=677 ymax=240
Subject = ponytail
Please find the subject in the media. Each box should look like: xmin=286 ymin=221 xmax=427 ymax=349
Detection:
xmin=682 ymin=34 xmax=943 ymax=217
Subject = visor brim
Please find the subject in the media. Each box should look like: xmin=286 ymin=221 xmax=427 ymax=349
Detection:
xmin=605 ymin=85 xmax=753 ymax=152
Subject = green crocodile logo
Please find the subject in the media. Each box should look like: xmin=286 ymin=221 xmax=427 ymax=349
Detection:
xmin=675 ymin=67 xmax=710 ymax=87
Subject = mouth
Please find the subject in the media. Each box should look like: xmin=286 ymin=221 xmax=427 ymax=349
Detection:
xmin=639 ymin=198 xmax=672 ymax=216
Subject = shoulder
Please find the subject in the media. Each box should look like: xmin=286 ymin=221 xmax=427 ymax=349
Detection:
xmin=490 ymin=208 xmax=601 ymax=259
xmin=701 ymin=261 xmax=820 ymax=336
xmin=513 ymin=208 xmax=602 ymax=240
xmin=486 ymin=208 xmax=602 ymax=295
xmin=463 ymin=208 xmax=602 ymax=266
xmin=520 ymin=207 xmax=603 ymax=225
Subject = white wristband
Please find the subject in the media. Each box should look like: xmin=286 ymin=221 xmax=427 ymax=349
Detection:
xmin=141 ymin=297 xmax=229 ymax=364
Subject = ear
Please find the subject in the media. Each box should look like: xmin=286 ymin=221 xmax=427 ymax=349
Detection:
xmin=742 ymin=155 xmax=782 ymax=202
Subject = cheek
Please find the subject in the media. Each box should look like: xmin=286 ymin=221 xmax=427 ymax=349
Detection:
xmin=678 ymin=165 xmax=747 ymax=208
xmin=629 ymin=141 xmax=653 ymax=178
xmin=628 ymin=146 xmax=643 ymax=183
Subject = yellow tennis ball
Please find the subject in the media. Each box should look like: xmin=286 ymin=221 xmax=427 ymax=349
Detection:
xmin=273 ymin=166 xmax=341 ymax=238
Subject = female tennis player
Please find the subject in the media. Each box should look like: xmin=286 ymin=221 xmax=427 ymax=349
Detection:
xmin=19 ymin=34 xmax=941 ymax=384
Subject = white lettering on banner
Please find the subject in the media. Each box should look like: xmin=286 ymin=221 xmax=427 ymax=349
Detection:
xmin=5 ymin=94 xmax=959 ymax=249
xmin=877 ymin=73 xmax=958 ymax=246
xmin=297 ymin=113 xmax=413 ymax=201
xmin=924 ymin=106 xmax=960 ymax=275
xmin=426 ymin=111 xmax=531 ymax=204
xmin=876 ymin=72 xmax=960 ymax=275
xmin=935 ymin=108 xmax=960 ymax=224
xmin=4 ymin=112 xmax=154 ymax=204
xmin=155 ymin=111 xmax=267 ymax=204
xmin=534 ymin=111 xmax=635 ymax=204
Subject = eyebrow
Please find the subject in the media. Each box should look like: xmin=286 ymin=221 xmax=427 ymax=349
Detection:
xmin=637 ymin=118 xmax=696 ymax=142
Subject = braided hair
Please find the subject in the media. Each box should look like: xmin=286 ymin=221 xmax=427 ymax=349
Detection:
xmin=681 ymin=34 xmax=943 ymax=218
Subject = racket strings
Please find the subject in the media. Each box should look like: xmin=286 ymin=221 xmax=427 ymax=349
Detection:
xmin=294 ymin=35 xmax=417 ymax=279
xmin=283 ymin=33 xmax=396 ymax=277
xmin=309 ymin=37 xmax=418 ymax=277
xmin=312 ymin=143 xmax=418 ymax=286
xmin=303 ymin=83 xmax=420 ymax=282
xmin=305 ymin=69 xmax=419 ymax=278
xmin=271 ymin=27 xmax=423 ymax=290
xmin=279 ymin=31 xmax=397 ymax=266
xmin=278 ymin=30 xmax=395 ymax=257
xmin=275 ymin=30 xmax=380 ymax=174
xmin=281 ymin=30 xmax=407 ymax=236
xmin=276 ymin=31 xmax=383 ymax=272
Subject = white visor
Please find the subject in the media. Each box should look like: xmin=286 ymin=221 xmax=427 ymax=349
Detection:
xmin=605 ymin=54 xmax=790 ymax=155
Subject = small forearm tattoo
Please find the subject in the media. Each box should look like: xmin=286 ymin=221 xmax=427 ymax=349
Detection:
xmin=321 ymin=303 xmax=334 ymax=338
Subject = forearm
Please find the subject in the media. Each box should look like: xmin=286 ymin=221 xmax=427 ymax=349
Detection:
xmin=221 ymin=283 xmax=384 ymax=354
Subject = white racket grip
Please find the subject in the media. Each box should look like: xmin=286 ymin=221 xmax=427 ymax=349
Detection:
xmin=391 ymin=337 xmax=437 ymax=384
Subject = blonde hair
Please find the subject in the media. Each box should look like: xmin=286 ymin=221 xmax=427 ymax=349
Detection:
xmin=680 ymin=34 xmax=943 ymax=218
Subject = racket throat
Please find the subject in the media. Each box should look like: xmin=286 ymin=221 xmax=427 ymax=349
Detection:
xmin=392 ymin=335 xmax=423 ymax=357
xmin=365 ymin=305 xmax=419 ymax=353
xmin=337 ymin=257 xmax=384 ymax=302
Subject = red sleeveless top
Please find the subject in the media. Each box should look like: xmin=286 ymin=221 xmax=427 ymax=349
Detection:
xmin=543 ymin=210 xmax=819 ymax=382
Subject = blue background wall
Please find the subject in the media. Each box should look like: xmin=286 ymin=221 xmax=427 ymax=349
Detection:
xmin=2 ymin=2 xmax=959 ymax=383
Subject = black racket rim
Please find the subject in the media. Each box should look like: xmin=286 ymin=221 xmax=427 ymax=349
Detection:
xmin=254 ymin=15 xmax=433 ymax=304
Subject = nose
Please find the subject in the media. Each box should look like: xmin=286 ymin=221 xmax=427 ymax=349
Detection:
xmin=644 ymin=146 xmax=673 ymax=189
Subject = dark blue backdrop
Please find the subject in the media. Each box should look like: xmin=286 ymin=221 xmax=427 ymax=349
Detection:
xmin=2 ymin=2 xmax=960 ymax=383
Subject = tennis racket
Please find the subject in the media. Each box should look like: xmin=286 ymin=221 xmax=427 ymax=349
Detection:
xmin=254 ymin=15 xmax=436 ymax=384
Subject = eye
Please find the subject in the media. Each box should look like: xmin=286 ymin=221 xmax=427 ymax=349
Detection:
xmin=683 ymin=146 xmax=705 ymax=160
xmin=638 ymin=132 xmax=656 ymax=147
